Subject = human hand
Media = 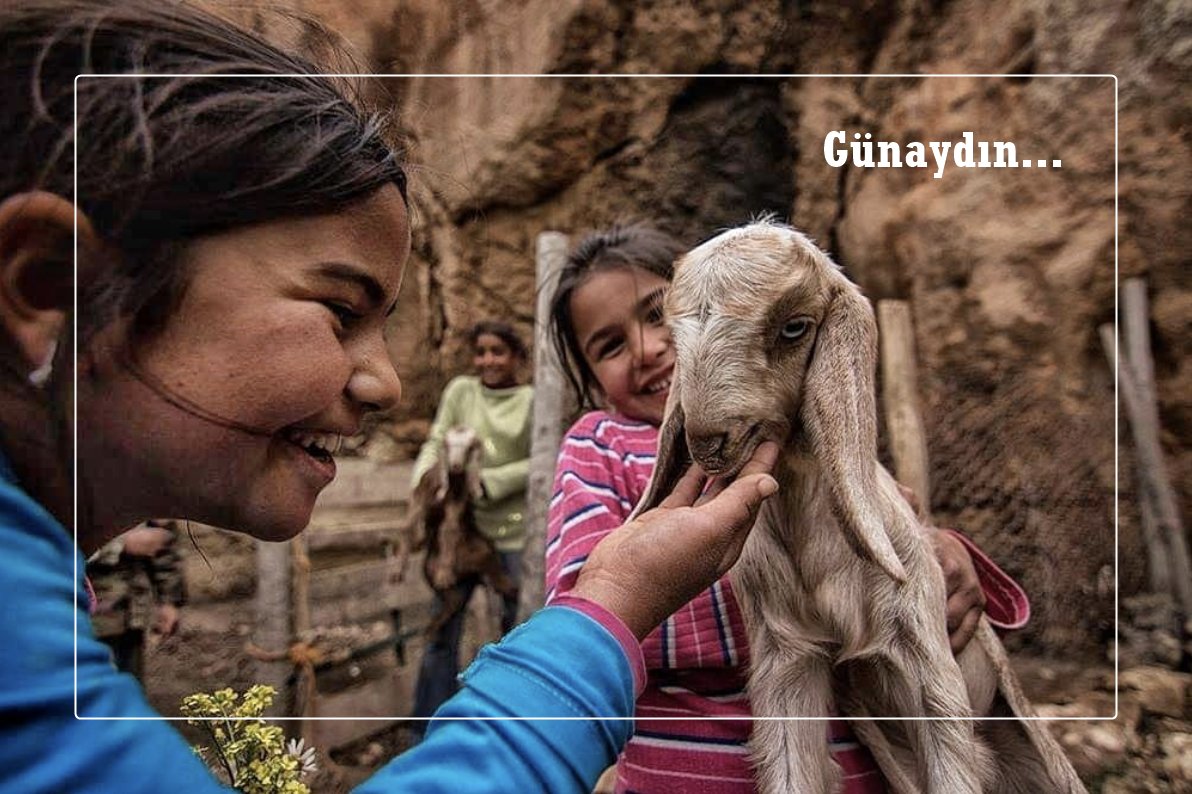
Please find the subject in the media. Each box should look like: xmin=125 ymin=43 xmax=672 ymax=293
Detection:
xmin=154 ymin=603 xmax=180 ymax=636
xmin=572 ymin=442 xmax=780 ymax=639
xmin=121 ymin=526 xmax=172 ymax=557
xmin=931 ymin=528 xmax=985 ymax=653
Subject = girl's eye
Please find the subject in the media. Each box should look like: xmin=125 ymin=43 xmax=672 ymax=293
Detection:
xmin=324 ymin=301 xmax=361 ymax=327
xmin=780 ymin=317 xmax=810 ymax=341
xmin=595 ymin=338 xmax=624 ymax=361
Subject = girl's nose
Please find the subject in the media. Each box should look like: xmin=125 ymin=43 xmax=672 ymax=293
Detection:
xmin=348 ymin=336 xmax=402 ymax=415
xmin=633 ymin=326 xmax=669 ymax=366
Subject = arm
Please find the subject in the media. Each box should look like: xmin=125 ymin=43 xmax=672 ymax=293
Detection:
xmin=411 ymin=377 xmax=466 ymax=488
xmin=0 ymin=485 xmax=230 ymax=793
xmin=544 ymin=420 xmax=635 ymax=602
xmin=479 ymin=457 xmax=530 ymax=503
xmin=357 ymin=604 xmax=639 ymax=794
xmin=931 ymin=527 xmax=1031 ymax=653
xmin=363 ymin=446 xmax=779 ymax=793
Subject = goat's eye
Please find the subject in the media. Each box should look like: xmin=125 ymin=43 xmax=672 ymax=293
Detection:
xmin=780 ymin=317 xmax=811 ymax=341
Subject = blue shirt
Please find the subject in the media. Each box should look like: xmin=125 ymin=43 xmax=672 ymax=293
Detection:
xmin=0 ymin=452 xmax=633 ymax=792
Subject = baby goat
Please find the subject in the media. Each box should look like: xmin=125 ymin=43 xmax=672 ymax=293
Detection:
xmin=634 ymin=220 xmax=1085 ymax=793
xmin=404 ymin=425 xmax=516 ymax=636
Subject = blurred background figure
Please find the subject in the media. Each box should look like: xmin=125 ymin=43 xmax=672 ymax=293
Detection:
xmin=88 ymin=520 xmax=186 ymax=680
xmin=407 ymin=320 xmax=533 ymax=739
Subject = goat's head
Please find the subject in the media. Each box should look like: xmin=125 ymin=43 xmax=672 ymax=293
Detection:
xmin=441 ymin=425 xmax=485 ymax=501
xmin=638 ymin=219 xmax=905 ymax=582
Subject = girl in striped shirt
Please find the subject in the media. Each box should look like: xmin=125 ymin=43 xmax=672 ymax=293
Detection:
xmin=544 ymin=223 xmax=1030 ymax=794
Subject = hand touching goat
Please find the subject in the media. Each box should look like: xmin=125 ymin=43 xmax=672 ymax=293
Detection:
xmin=633 ymin=220 xmax=1086 ymax=794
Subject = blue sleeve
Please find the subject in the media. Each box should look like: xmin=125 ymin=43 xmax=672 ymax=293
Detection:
xmin=356 ymin=606 xmax=635 ymax=793
xmin=0 ymin=481 xmax=230 ymax=793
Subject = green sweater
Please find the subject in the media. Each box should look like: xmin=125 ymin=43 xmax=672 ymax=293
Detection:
xmin=411 ymin=375 xmax=534 ymax=552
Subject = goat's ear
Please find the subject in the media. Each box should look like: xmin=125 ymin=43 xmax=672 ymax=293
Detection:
xmin=630 ymin=391 xmax=690 ymax=520
xmin=802 ymin=283 xmax=907 ymax=583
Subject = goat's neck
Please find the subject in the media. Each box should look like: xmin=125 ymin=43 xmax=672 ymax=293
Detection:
xmin=764 ymin=446 xmax=852 ymax=586
xmin=441 ymin=470 xmax=475 ymax=518
xmin=773 ymin=447 xmax=827 ymax=526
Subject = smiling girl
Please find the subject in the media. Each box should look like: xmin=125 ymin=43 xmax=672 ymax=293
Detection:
xmin=409 ymin=320 xmax=533 ymax=734
xmin=0 ymin=3 xmax=782 ymax=792
xmin=545 ymin=222 xmax=1031 ymax=794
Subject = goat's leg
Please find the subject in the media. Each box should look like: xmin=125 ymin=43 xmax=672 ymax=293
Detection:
xmin=747 ymin=635 xmax=840 ymax=794
xmin=853 ymin=647 xmax=991 ymax=794
xmin=424 ymin=587 xmax=467 ymax=639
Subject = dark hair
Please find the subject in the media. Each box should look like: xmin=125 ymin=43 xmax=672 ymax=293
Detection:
xmin=0 ymin=0 xmax=407 ymax=346
xmin=548 ymin=222 xmax=686 ymax=410
xmin=468 ymin=320 xmax=527 ymax=361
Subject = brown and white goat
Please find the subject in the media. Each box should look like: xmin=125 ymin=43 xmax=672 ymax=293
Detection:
xmin=404 ymin=425 xmax=516 ymax=636
xmin=633 ymin=220 xmax=1085 ymax=794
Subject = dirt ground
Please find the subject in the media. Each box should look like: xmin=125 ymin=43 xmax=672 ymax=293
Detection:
xmin=137 ymin=594 xmax=1190 ymax=793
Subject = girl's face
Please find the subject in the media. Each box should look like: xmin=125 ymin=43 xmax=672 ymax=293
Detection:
xmin=78 ymin=185 xmax=409 ymax=541
xmin=473 ymin=332 xmax=519 ymax=389
xmin=569 ymin=265 xmax=673 ymax=425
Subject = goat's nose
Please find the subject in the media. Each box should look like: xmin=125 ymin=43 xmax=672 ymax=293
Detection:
xmin=688 ymin=432 xmax=728 ymax=465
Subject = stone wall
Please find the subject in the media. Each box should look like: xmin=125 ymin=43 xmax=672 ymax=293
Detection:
xmin=213 ymin=0 xmax=1190 ymax=654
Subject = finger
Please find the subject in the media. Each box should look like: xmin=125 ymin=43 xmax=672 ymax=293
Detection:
xmin=739 ymin=441 xmax=780 ymax=479
xmin=945 ymin=588 xmax=982 ymax=630
xmin=950 ymin=607 xmax=982 ymax=654
xmin=696 ymin=472 xmax=779 ymax=537
xmin=694 ymin=475 xmax=725 ymax=507
xmin=696 ymin=441 xmax=780 ymax=507
xmin=658 ymin=464 xmax=707 ymax=509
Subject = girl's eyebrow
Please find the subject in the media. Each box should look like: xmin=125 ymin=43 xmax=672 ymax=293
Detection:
xmin=638 ymin=287 xmax=666 ymax=314
xmin=313 ymin=261 xmax=387 ymax=309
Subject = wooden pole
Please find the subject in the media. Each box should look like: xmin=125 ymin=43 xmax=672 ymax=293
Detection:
xmin=877 ymin=300 xmax=933 ymax=522
xmin=1099 ymin=321 xmax=1192 ymax=617
xmin=253 ymin=539 xmax=293 ymax=718
xmin=518 ymin=231 xmax=570 ymax=623
xmin=1121 ymin=279 xmax=1173 ymax=595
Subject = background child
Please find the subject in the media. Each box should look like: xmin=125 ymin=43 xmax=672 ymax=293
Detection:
xmin=546 ymin=222 xmax=1030 ymax=793
xmin=408 ymin=320 xmax=533 ymax=736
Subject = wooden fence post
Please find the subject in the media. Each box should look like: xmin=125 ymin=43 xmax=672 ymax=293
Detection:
xmin=1100 ymin=286 xmax=1191 ymax=617
xmin=1122 ymin=279 xmax=1174 ymax=596
xmin=253 ymin=539 xmax=292 ymax=718
xmin=877 ymin=300 xmax=933 ymax=522
xmin=518 ymin=231 xmax=570 ymax=622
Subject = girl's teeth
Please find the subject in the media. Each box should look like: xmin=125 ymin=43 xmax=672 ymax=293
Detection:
xmin=286 ymin=430 xmax=342 ymax=455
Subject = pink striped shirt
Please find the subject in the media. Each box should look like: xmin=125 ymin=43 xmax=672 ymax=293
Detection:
xmin=546 ymin=411 xmax=1032 ymax=792
xmin=546 ymin=411 xmax=887 ymax=793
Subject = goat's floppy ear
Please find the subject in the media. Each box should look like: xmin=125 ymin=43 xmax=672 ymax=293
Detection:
xmin=629 ymin=388 xmax=690 ymax=520
xmin=802 ymin=282 xmax=907 ymax=583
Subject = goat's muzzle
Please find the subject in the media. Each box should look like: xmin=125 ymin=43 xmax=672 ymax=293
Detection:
xmin=687 ymin=422 xmax=764 ymax=478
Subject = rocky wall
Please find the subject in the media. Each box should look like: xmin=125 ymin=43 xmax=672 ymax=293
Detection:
xmin=216 ymin=0 xmax=1189 ymax=655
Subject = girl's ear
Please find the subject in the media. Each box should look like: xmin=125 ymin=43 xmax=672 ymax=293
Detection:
xmin=0 ymin=191 xmax=100 ymax=368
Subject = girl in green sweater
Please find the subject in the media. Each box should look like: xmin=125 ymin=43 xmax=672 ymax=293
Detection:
xmin=409 ymin=320 xmax=534 ymax=734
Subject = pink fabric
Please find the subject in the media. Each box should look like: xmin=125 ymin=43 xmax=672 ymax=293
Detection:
xmin=552 ymin=595 xmax=648 ymax=697
xmin=942 ymin=528 xmax=1031 ymax=630
xmin=546 ymin=411 xmax=886 ymax=793
xmin=545 ymin=410 xmax=1031 ymax=792
xmin=84 ymin=575 xmax=97 ymax=613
